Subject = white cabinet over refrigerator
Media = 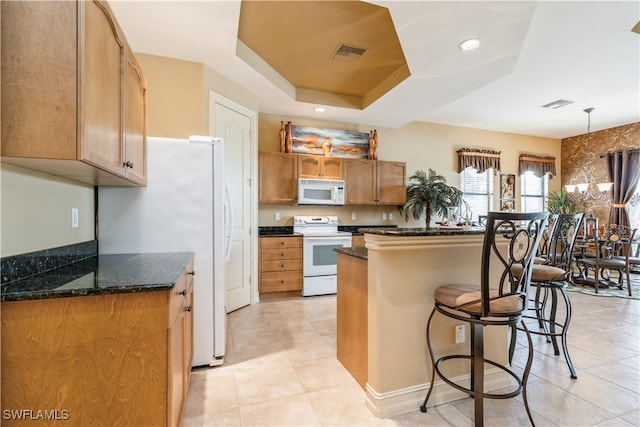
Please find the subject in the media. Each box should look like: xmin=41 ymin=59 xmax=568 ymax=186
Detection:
xmin=98 ymin=136 xmax=230 ymax=367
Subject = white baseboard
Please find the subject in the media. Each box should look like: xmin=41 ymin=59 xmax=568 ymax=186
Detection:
xmin=365 ymin=368 xmax=512 ymax=418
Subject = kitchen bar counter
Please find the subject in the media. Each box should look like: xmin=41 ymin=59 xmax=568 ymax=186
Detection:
xmin=1 ymin=252 xmax=194 ymax=301
xmin=354 ymin=227 xmax=512 ymax=419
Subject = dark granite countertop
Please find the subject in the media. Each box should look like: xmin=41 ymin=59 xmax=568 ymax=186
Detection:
xmin=335 ymin=246 xmax=368 ymax=260
xmin=2 ymin=252 xmax=194 ymax=302
xmin=258 ymin=226 xmax=296 ymax=237
xmin=258 ymin=225 xmax=398 ymax=237
xmin=359 ymin=226 xmax=486 ymax=236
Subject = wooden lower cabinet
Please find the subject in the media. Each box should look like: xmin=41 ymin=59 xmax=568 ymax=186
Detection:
xmin=1 ymin=258 xmax=194 ymax=427
xmin=336 ymin=252 xmax=368 ymax=389
xmin=351 ymin=234 xmax=365 ymax=247
xmin=259 ymin=236 xmax=303 ymax=294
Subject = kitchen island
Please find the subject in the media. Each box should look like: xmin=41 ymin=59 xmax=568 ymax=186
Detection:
xmin=338 ymin=227 xmax=514 ymax=418
xmin=1 ymin=248 xmax=195 ymax=427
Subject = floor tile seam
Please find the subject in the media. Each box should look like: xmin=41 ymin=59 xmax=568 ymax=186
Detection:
xmin=528 ymin=376 xmax=620 ymax=422
xmin=581 ymin=366 xmax=640 ymax=395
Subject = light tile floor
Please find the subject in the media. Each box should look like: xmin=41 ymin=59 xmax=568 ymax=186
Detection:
xmin=182 ymin=274 xmax=640 ymax=426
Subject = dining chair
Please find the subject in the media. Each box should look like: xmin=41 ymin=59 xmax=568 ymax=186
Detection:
xmin=420 ymin=211 xmax=548 ymax=427
xmin=578 ymin=225 xmax=637 ymax=296
xmin=511 ymin=212 xmax=584 ymax=379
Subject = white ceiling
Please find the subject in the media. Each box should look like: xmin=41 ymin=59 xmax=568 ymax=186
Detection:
xmin=109 ymin=0 xmax=640 ymax=139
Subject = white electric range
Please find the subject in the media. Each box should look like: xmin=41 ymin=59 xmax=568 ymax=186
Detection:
xmin=293 ymin=216 xmax=352 ymax=296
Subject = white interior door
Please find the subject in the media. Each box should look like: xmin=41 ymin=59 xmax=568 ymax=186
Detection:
xmin=210 ymin=92 xmax=254 ymax=313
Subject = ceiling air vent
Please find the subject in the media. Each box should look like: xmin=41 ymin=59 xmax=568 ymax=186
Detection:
xmin=541 ymin=99 xmax=574 ymax=109
xmin=330 ymin=43 xmax=367 ymax=62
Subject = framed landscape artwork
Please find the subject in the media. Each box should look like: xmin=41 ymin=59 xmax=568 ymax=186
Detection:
xmin=290 ymin=125 xmax=370 ymax=159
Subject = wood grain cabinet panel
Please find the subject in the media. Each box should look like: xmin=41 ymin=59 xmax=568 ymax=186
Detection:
xmin=1 ymin=0 xmax=147 ymax=187
xmin=298 ymin=154 xmax=343 ymax=179
xmin=259 ymin=236 xmax=303 ymax=293
xmin=259 ymin=152 xmax=298 ymax=204
xmin=1 ymin=257 xmax=195 ymax=427
xmin=344 ymin=159 xmax=406 ymax=205
xmin=337 ymin=252 xmax=368 ymax=389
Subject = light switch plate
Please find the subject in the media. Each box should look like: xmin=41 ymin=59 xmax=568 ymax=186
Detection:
xmin=71 ymin=208 xmax=79 ymax=228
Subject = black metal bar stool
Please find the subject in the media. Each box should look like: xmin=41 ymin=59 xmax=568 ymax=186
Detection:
xmin=511 ymin=212 xmax=583 ymax=379
xmin=420 ymin=211 xmax=548 ymax=427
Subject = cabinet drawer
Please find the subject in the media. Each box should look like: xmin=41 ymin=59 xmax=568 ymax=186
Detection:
xmin=260 ymin=237 xmax=302 ymax=250
xmin=260 ymin=271 xmax=303 ymax=292
xmin=261 ymin=259 xmax=302 ymax=272
xmin=261 ymin=247 xmax=302 ymax=261
xmin=168 ymin=270 xmax=187 ymax=329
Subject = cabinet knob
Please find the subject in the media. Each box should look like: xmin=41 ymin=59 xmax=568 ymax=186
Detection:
xmin=281 ymin=264 xmax=285 ymax=268
xmin=188 ymin=271 xmax=195 ymax=276
xmin=185 ymin=304 xmax=193 ymax=312
xmin=123 ymin=160 xmax=134 ymax=168
xmin=180 ymin=290 xmax=187 ymax=296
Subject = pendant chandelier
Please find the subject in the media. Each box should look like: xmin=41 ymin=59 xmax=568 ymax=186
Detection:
xmin=564 ymin=108 xmax=613 ymax=199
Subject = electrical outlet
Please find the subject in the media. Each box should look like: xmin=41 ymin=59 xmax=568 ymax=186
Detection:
xmin=389 ymin=212 xmax=394 ymax=221
xmin=382 ymin=212 xmax=387 ymax=220
xmin=71 ymin=208 xmax=79 ymax=228
xmin=352 ymin=212 xmax=357 ymax=221
xmin=455 ymin=325 xmax=465 ymax=344
xmin=274 ymin=212 xmax=280 ymax=221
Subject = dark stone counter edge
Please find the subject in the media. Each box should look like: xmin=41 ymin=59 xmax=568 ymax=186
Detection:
xmin=2 ymin=283 xmax=178 ymax=302
xmin=335 ymin=246 xmax=368 ymax=260
xmin=359 ymin=227 xmax=486 ymax=236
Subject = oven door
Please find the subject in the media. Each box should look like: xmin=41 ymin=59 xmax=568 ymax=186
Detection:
xmin=302 ymin=234 xmax=352 ymax=277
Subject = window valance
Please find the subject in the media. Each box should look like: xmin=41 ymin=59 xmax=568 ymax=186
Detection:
xmin=518 ymin=154 xmax=556 ymax=179
xmin=457 ymin=148 xmax=501 ymax=174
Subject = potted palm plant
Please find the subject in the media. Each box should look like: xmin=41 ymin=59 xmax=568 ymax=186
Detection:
xmin=399 ymin=169 xmax=463 ymax=228
xmin=547 ymin=189 xmax=579 ymax=214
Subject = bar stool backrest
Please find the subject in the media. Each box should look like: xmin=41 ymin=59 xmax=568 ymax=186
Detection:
xmin=480 ymin=211 xmax=548 ymax=318
xmin=546 ymin=213 xmax=584 ymax=271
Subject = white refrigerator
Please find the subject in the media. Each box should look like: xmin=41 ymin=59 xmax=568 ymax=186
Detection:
xmin=98 ymin=136 xmax=230 ymax=367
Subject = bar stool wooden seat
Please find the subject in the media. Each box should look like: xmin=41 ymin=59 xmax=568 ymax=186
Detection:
xmin=420 ymin=211 xmax=548 ymax=427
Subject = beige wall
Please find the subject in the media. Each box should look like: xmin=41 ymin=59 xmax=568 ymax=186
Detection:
xmin=258 ymin=113 xmax=561 ymax=227
xmin=0 ymin=165 xmax=95 ymax=257
xmin=136 ymin=53 xmax=259 ymax=139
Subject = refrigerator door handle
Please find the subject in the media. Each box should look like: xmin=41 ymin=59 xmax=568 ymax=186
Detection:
xmin=224 ymin=184 xmax=233 ymax=262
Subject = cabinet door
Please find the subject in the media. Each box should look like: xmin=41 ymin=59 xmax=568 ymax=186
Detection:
xmin=377 ymin=161 xmax=406 ymax=205
xmin=298 ymin=155 xmax=323 ymax=178
xmin=1 ymin=1 xmax=77 ymax=160
xmin=79 ymin=0 xmax=125 ymax=176
xmin=322 ymin=157 xmax=343 ymax=179
xmin=123 ymin=45 xmax=147 ymax=185
xmin=259 ymin=152 xmax=298 ymax=203
xmin=344 ymin=159 xmax=376 ymax=204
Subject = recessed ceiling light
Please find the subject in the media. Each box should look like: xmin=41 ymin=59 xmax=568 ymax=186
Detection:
xmin=459 ymin=38 xmax=480 ymax=51
xmin=314 ymin=107 xmax=326 ymax=112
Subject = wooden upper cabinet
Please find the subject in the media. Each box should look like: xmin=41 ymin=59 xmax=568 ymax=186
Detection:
xmin=259 ymin=152 xmax=298 ymax=204
xmin=344 ymin=159 xmax=406 ymax=205
xmin=123 ymin=45 xmax=148 ymax=185
xmin=344 ymin=158 xmax=377 ymax=204
xmin=0 ymin=0 xmax=147 ymax=187
xmin=298 ymin=155 xmax=343 ymax=179
xmin=79 ymin=0 xmax=125 ymax=176
xmin=376 ymin=160 xmax=407 ymax=205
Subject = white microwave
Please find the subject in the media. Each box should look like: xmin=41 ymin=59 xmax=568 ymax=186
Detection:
xmin=297 ymin=178 xmax=345 ymax=205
